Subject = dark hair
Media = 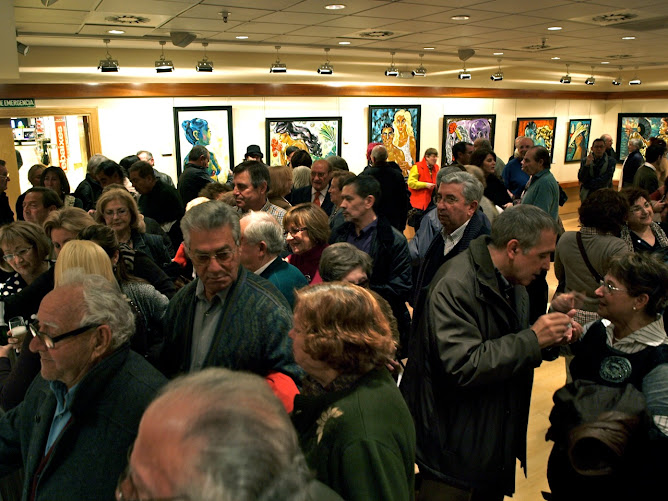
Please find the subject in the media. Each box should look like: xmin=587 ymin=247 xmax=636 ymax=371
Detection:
xmin=289 ymin=149 xmax=312 ymax=168
xmin=608 ymin=252 xmax=668 ymax=318
xmin=648 ymin=137 xmax=667 ymax=149
xmin=273 ymin=122 xmax=322 ymax=156
xmin=591 ymin=138 xmax=605 ymax=147
xmin=128 ymin=161 xmax=154 ymax=179
xmin=528 ymin=145 xmax=551 ymax=168
xmin=342 ymin=175 xmax=381 ymax=202
xmin=233 ymin=160 xmax=271 ymax=190
xmin=119 ymin=155 xmax=140 ymax=171
xmin=96 ymin=160 xmax=127 ymax=180
xmin=285 ymin=145 xmax=300 ymax=157
xmin=25 ymin=186 xmax=64 ymax=210
xmin=327 ymin=155 xmax=349 ymax=171
xmin=78 ymin=224 xmax=138 ymax=283
xmin=469 ymin=148 xmax=496 ymax=168
xmin=331 ymin=171 xmax=355 ymax=191
xmin=199 ymin=182 xmax=230 ymax=199
xmin=645 ymin=144 xmax=666 ymax=164
xmin=620 ymin=186 xmax=651 ymax=207
xmin=578 ymin=188 xmax=629 ymax=235
xmin=452 ymin=141 xmax=472 ymax=160
xmin=40 ymin=166 xmax=71 ymax=197
xmin=188 ymin=145 xmax=209 ymax=162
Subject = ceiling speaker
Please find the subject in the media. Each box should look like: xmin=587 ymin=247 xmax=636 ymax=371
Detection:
xmin=170 ymin=32 xmax=196 ymax=48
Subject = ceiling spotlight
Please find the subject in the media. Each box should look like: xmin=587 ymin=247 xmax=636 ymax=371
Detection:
xmin=41 ymin=0 xmax=59 ymax=5
xmin=458 ymin=70 xmax=472 ymax=80
xmin=317 ymin=48 xmax=334 ymax=75
xmin=155 ymin=41 xmax=174 ymax=73
xmin=629 ymin=66 xmax=641 ymax=85
xmin=97 ymin=39 xmax=119 ymax=72
xmin=385 ymin=51 xmax=399 ymax=77
xmin=560 ymin=63 xmax=571 ymax=84
xmin=612 ymin=66 xmax=623 ymax=86
xmin=584 ymin=66 xmax=595 ymax=85
xmin=412 ymin=53 xmax=426 ymax=77
xmin=16 ymin=42 xmax=29 ymax=56
xmin=196 ymin=42 xmax=214 ymax=72
xmin=270 ymin=45 xmax=287 ymax=73
xmin=457 ymin=48 xmax=474 ymax=80
xmin=490 ymin=58 xmax=503 ymax=81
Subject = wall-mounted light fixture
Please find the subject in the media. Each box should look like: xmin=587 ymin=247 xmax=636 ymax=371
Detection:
xmin=97 ymin=39 xmax=119 ymax=72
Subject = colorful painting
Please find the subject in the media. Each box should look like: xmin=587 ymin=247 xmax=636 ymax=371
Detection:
xmin=616 ymin=114 xmax=668 ymax=160
xmin=515 ymin=117 xmax=557 ymax=160
xmin=565 ymin=119 xmax=592 ymax=162
xmin=173 ymin=106 xmax=234 ymax=182
xmin=442 ymin=115 xmax=496 ymax=164
xmin=368 ymin=105 xmax=421 ymax=177
xmin=266 ymin=117 xmax=342 ymax=167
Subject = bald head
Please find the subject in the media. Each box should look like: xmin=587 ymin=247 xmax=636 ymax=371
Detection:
xmin=371 ymin=145 xmax=388 ymax=164
xmin=516 ymin=136 xmax=534 ymax=159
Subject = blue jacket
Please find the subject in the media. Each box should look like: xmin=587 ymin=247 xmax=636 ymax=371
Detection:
xmin=502 ymin=157 xmax=529 ymax=199
xmin=260 ymin=257 xmax=308 ymax=309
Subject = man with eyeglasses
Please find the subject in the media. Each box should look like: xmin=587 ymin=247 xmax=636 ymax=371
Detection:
xmin=0 ymin=273 xmax=166 ymax=501
xmin=0 ymin=159 xmax=14 ymax=226
xmin=158 ymin=201 xmax=300 ymax=385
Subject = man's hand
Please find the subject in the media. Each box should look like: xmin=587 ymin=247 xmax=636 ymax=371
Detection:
xmin=550 ymin=291 xmax=585 ymax=313
xmin=532 ymin=310 xmax=577 ymax=348
xmin=585 ymin=152 xmax=594 ymax=165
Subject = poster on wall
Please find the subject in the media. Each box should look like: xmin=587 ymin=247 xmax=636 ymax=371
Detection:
xmin=564 ymin=119 xmax=592 ymax=162
xmin=442 ymin=115 xmax=495 ymax=164
xmin=368 ymin=105 xmax=421 ymax=177
xmin=515 ymin=117 xmax=557 ymax=160
xmin=616 ymin=113 xmax=668 ymax=160
xmin=173 ymin=106 xmax=234 ymax=182
xmin=266 ymin=117 xmax=342 ymax=167
xmin=54 ymin=116 xmax=69 ymax=171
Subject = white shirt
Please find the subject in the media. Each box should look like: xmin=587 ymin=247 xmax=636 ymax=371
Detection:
xmin=442 ymin=218 xmax=470 ymax=256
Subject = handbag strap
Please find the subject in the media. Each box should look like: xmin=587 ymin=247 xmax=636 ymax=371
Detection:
xmin=576 ymin=232 xmax=604 ymax=283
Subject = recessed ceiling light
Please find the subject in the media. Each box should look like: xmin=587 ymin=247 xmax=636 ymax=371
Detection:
xmin=235 ymin=35 xmax=248 ymax=39
xmin=551 ymin=56 xmax=560 ymax=60
xmin=601 ymin=61 xmax=610 ymax=64
xmin=451 ymin=14 xmax=470 ymax=21
xmin=423 ymin=47 xmax=435 ymax=50
xmin=338 ymin=41 xmax=351 ymax=45
xmin=325 ymin=4 xmax=346 ymax=9
xmin=622 ymin=36 xmax=636 ymax=40
xmin=493 ymin=52 xmax=504 ymax=55
xmin=108 ymin=30 xmax=125 ymax=34
xmin=547 ymin=26 xmax=562 ymax=31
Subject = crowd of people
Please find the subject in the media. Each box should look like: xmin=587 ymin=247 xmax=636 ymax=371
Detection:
xmin=0 ymin=132 xmax=665 ymax=501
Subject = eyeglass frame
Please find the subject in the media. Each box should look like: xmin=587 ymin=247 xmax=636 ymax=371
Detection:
xmin=0 ymin=173 xmax=9 ymax=181
xmin=598 ymin=279 xmax=627 ymax=295
xmin=103 ymin=207 xmax=130 ymax=218
xmin=284 ymin=226 xmax=308 ymax=237
xmin=187 ymin=246 xmax=238 ymax=267
xmin=29 ymin=322 xmax=100 ymax=349
xmin=2 ymin=246 xmax=33 ymax=262
xmin=629 ymin=200 xmax=652 ymax=213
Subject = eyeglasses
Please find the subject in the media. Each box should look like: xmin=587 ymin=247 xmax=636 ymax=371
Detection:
xmin=598 ymin=279 xmax=627 ymax=295
xmin=2 ymin=246 xmax=32 ymax=262
xmin=29 ymin=323 xmax=100 ymax=349
xmin=189 ymin=247 xmax=237 ymax=267
xmin=629 ymin=201 xmax=651 ymax=213
xmin=104 ymin=208 xmax=130 ymax=218
xmin=0 ymin=174 xmax=9 ymax=181
xmin=284 ymin=227 xmax=307 ymax=237
xmin=116 ymin=446 xmax=189 ymax=501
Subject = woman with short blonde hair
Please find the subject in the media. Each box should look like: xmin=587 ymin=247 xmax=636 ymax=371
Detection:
xmin=283 ymin=203 xmax=330 ymax=283
xmin=0 ymin=221 xmax=52 ymax=292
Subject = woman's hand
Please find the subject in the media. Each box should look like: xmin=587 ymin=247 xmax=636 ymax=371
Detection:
xmin=550 ymin=291 xmax=585 ymax=313
xmin=0 ymin=344 xmax=13 ymax=358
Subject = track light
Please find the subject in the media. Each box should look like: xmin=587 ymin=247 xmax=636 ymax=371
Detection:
xmin=585 ymin=66 xmax=595 ymax=85
xmin=385 ymin=51 xmax=398 ymax=76
xmin=612 ymin=78 xmax=622 ymax=86
xmin=196 ymin=42 xmax=214 ymax=72
xmin=97 ymin=39 xmax=119 ymax=72
xmin=270 ymin=46 xmax=287 ymax=73
xmin=412 ymin=53 xmax=426 ymax=77
xmin=629 ymin=66 xmax=641 ymax=85
xmin=458 ymin=70 xmax=472 ymax=80
xmin=155 ymin=41 xmax=174 ymax=73
xmin=41 ymin=0 xmax=59 ymax=5
xmin=560 ymin=64 xmax=571 ymax=84
xmin=490 ymin=58 xmax=503 ymax=81
xmin=16 ymin=42 xmax=29 ymax=56
xmin=317 ymin=48 xmax=333 ymax=75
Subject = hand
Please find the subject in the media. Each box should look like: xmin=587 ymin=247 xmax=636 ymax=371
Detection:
xmin=585 ymin=152 xmax=594 ymax=165
xmin=652 ymin=200 xmax=665 ymax=213
xmin=0 ymin=344 xmax=13 ymax=358
xmin=7 ymin=330 xmax=23 ymax=354
xmin=550 ymin=291 xmax=585 ymax=313
xmin=426 ymin=183 xmax=436 ymax=189
xmin=532 ymin=310 xmax=577 ymax=348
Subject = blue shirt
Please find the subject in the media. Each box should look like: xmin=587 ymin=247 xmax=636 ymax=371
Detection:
xmin=346 ymin=219 xmax=378 ymax=254
xmin=46 ymin=380 xmax=79 ymax=454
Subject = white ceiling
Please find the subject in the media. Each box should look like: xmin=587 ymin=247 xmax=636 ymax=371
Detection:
xmin=7 ymin=0 xmax=668 ymax=89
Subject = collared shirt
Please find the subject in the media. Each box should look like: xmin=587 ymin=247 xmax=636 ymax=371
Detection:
xmin=442 ymin=218 xmax=470 ymax=256
xmin=45 ymin=380 xmax=79 ymax=454
xmin=191 ymin=279 xmax=229 ymax=371
xmin=311 ymin=187 xmax=327 ymax=206
xmin=235 ymin=200 xmax=286 ymax=226
xmin=642 ymin=161 xmax=657 ymax=172
xmin=254 ymin=256 xmax=277 ymax=276
xmin=346 ymin=218 xmax=378 ymax=254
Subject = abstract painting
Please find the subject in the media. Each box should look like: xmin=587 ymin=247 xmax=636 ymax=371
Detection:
xmin=173 ymin=106 xmax=234 ymax=182
xmin=616 ymin=113 xmax=668 ymax=160
xmin=564 ymin=119 xmax=591 ymax=162
xmin=442 ymin=115 xmax=496 ymax=164
xmin=515 ymin=117 xmax=557 ymax=160
xmin=266 ymin=117 xmax=342 ymax=167
xmin=368 ymin=105 xmax=421 ymax=177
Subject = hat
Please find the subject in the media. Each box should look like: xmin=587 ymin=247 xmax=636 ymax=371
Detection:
xmin=246 ymin=144 xmax=263 ymax=158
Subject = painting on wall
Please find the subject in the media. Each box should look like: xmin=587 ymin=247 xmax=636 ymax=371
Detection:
xmin=616 ymin=113 xmax=668 ymax=160
xmin=266 ymin=117 xmax=342 ymax=167
xmin=442 ymin=115 xmax=496 ymax=164
xmin=368 ymin=105 xmax=421 ymax=177
xmin=515 ymin=117 xmax=557 ymax=160
xmin=173 ymin=106 xmax=234 ymax=182
xmin=564 ymin=119 xmax=592 ymax=162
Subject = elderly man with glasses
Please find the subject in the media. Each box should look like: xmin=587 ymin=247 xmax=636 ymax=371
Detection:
xmin=0 ymin=272 xmax=166 ymax=501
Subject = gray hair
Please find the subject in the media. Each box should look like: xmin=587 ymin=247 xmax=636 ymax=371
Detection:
xmin=628 ymin=138 xmax=643 ymax=149
xmin=158 ymin=368 xmax=313 ymax=501
xmin=59 ymin=270 xmax=135 ymax=349
xmin=241 ymin=211 xmax=286 ymax=256
xmin=371 ymin=145 xmax=388 ymax=163
xmin=292 ymin=166 xmax=311 ymax=190
xmin=327 ymin=155 xmax=349 ymax=171
xmin=490 ymin=204 xmax=559 ymax=252
xmin=181 ymin=200 xmax=240 ymax=248
xmin=436 ymin=166 xmax=462 ymax=186
xmin=86 ymin=154 xmax=108 ymax=175
xmin=319 ymin=242 xmax=373 ymax=282
xmin=136 ymin=150 xmax=153 ymax=160
xmin=439 ymin=171 xmax=483 ymax=204
xmin=475 ymin=139 xmax=492 ymax=150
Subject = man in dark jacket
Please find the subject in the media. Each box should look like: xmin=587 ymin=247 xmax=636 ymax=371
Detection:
xmin=329 ymin=175 xmax=412 ymax=355
xmin=289 ymin=159 xmax=335 ymax=216
xmin=0 ymin=274 xmax=166 ymax=501
xmin=621 ymin=137 xmax=644 ymax=188
xmin=401 ymin=205 xmax=577 ymax=501
xmin=363 ymin=145 xmax=411 ymax=231
xmin=578 ymin=138 xmax=615 ymax=200
xmin=177 ymin=145 xmax=213 ymax=205
xmin=73 ymin=154 xmax=106 ymax=211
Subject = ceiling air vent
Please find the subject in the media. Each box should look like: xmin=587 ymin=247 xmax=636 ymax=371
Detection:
xmin=359 ymin=30 xmax=395 ymax=38
xmin=591 ymin=12 xmax=638 ymax=24
xmin=104 ymin=15 xmax=150 ymax=25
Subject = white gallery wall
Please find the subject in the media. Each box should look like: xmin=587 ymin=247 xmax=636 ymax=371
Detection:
xmin=33 ymin=95 xmax=666 ymax=187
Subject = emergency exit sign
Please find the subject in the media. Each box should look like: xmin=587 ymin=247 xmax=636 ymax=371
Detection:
xmin=0 ymin=98 xmax=35 ymax=108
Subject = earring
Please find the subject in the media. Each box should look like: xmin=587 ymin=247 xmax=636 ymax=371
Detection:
xmin=633 ymin=306 xmax=637 ymax=311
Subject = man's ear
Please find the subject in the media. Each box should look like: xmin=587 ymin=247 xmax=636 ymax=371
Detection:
xmin=259 ymin=181 xmax=268 ymax=196
xmin=258 ymin=240 xmax=268 ymax=257
xmin=91 ymin=324 xmax=113 ymax=360
xmin=364 ymin=194 xmax=375 ymax=209
xmin=506 ymin=239 xmax=520 ymax=259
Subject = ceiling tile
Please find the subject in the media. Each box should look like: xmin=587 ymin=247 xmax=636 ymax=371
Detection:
xmin=95 ymin=0 xmax=195 ymax=16
xmin=317 ymin=15 xmax=390 ymax=29
xmin=14 ymin=0 xmax=99 ymax=10
xmin=282 ymin=0 xmax=391 ymax=16
xmin=227 ymin=22 xmax=306 ymax=35
xmin=253 ymin=11 xmax=341 ymax=25
xmin=375 ymin=20 xmax=447 ymax=33
xmin=201 ymin=0 xmax=300 ymax=8
xmin=78 ymin=24 xmax=158 ymax=36
xmin=286 ymin=25 xmax=349 ymax=37
xmin=15 ymin=23 xmax=83 ymax=35
xmin=160 ymin=18 xmax=233 ymax=31
xmin=179 ymin=5 xmax=274 ymax=21
xmin=471 ymin=0 xmax=574 ymax=14
xmin=262 ymin=35 xmax=330 ymax=45
xmin=351 ymin=2 xmax=450 ymax=21
xmin=15 ymin=7 xmax=88 ymax=24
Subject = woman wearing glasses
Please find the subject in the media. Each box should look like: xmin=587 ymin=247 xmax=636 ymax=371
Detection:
xmin=621 ymin=187 xmax=668 ymax=260
xmin=283 ymin=203 xmax=330 ymax=283
xmin=547 ymin=252 xmax=668 ymax=500
xmin=0 ymin=221 xmax=51 ymax=296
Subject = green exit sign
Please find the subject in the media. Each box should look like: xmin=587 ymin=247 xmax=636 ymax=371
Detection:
xmin=0 ymin=98 xmax=35 ymax=108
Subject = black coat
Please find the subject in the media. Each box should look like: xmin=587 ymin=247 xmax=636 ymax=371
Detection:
xmin=178 ymin=162 xmax=212 ymax=205
xmin=363 ymin=162 xmax=411 ymax=232
xmin=289 ymin=185 xmax=334 ymax=215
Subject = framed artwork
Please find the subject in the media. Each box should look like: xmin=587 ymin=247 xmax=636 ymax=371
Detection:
xmin=616 ymin=113 xmax=668 ymax=160
xmin=368 ymin=105 xmax=421 ymax=177
xmin=442 ymin=115 xmax=496 ymax=164
xmin=173 ymin=106 xmax=234 ymax=182
xmin=266 ymin=117 xmax=342 ymax=167
xmin=564 ymin=119 xmax=592 ymax=162
xmin=515 ymin=117 xmax=557 ymax=160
